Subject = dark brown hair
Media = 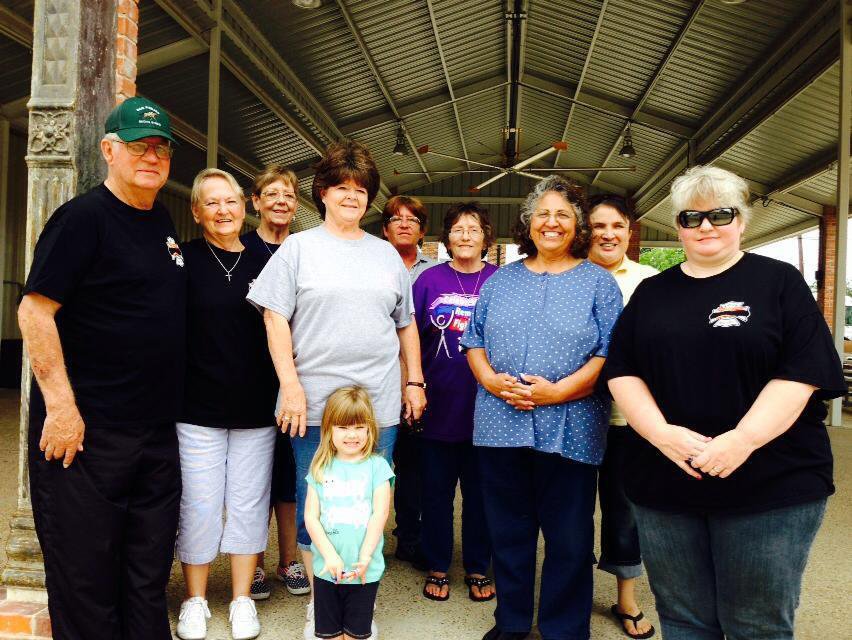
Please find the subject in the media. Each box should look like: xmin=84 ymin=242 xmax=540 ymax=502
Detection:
xmin=381 ymin=195 xmax=429 ymax=229
xmin=252 ymin=164 xmax=298 ymax=196
xmin=512 ymin=175 xmax=589 ymax=258
xmin=587 ymin=193 xmax=635 ymax=223
xmin=440 ymin=202 xmax=495 ymax=259
xmin=311 ymin=140 xmax=381 ymax=220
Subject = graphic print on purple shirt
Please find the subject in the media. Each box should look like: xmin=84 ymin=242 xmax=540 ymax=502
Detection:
xmin=413 ymin=262 xmax=498 ymax=442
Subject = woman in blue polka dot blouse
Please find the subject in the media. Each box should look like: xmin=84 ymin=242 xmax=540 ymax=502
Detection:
xmin=460 ymin=175 xmax=622 ymax=640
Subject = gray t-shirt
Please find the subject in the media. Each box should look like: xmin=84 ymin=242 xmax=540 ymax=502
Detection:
xmin=247 ymin=225 xmax=414 ymax=427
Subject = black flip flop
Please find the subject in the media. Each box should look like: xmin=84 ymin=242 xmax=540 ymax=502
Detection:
xmin=423 ymin=574 xmax=450 ymax=601
xmin=611 ymin=604 xmax=655 ymax=639
xmin=464 ymin=575 xmax=496 ymax=602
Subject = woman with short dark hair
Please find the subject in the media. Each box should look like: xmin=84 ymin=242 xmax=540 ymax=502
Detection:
xmin=247 ymin=140 xmax=427 ymax=640
xmin=461 ymin=176 xmax=622 ymax=640
xmin=413 ymin=202 xmax=498 ymax=603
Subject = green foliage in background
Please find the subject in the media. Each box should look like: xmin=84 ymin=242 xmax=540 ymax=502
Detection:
xmin=638 ymin=247 xmax=686 ymax=271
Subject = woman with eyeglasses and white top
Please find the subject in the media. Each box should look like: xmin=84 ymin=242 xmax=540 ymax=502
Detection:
xmin=175 ymin=169 xmax=279 ymax=640
xmin=460 ymin=176 xmax=622 ymax=640
xmin=600 ymin=165 xmax=845 ymax=640
xmin=412 ymin=203 xmax=498 ymax=603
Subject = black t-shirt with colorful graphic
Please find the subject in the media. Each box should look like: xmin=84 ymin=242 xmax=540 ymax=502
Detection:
xmin=180 ymin=238 xmax=278 ymax=429
xmin=25 ymin=183 xmax=187 ymax=426
xmin=600 ymin=253 xmax=845 ymax=514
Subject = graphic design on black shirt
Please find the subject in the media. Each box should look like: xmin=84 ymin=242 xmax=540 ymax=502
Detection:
xmin=708 ymin=300 xmax=750 ymax=328
xmin=166 ymin=236 xmax=185 ymax=267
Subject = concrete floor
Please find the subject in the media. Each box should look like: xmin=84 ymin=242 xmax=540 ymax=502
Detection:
xmin=0 ymin=388 xmax=849 ymax=639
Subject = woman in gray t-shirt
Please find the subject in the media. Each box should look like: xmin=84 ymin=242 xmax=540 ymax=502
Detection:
xmin=247 ymin=141 xmax=426 ymax=632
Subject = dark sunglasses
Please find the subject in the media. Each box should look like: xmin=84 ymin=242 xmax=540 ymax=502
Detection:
xmin=677 ymin=207 xmax=739 ymax=229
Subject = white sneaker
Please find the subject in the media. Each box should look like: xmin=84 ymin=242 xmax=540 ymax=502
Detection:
xmin=304 ymin=600 xmax=317 ymax=640
xmin=229 ymin=596 xmax=261 ymax=640
xmin=176 ymin=596 xmax=210 ymax=640
xmin=371 ymin=619 xmax=379 ymax=639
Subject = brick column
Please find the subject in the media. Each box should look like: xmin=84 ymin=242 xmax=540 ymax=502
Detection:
xmin=486 ymin=244 xmax=500 ymax=265
xmin=421 ymin=241 xmax=440 ymax=260
xmin=818 ymin=205 xmax=838 ymax=331
xmin=627 ymin=220 xmax=641 ymax=262
xmin=115 ymin=0 xmax=139 ymax=104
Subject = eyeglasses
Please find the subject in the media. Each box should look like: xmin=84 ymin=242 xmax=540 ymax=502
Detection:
xmin=387 ymin=216 xmax=422 ymax=227
xmin=449 ymin=227 xmax=483 ymax=239
xmin=677 ymin=207 xmax=739 ymax=229
xmin=115 ymin=140 xmax=173 ymax=159
xmin=533 ymin=210 xmax=574 ymax=223
xmin=260 ymin=190 xmax=297 ymax=204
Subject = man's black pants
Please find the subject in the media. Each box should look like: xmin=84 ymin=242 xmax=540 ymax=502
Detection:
xmin=392 ymin=426 xmax=421 ymax=547
xmin=28 ymin=417 xmax=181 ymax=640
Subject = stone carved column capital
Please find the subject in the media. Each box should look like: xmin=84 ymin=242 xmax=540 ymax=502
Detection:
xmin=28 ymin=109 xmax=73 ymax=156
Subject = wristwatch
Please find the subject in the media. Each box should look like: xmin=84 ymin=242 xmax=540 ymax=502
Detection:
xmin=406 ymin=381 xmax=427 ymax=389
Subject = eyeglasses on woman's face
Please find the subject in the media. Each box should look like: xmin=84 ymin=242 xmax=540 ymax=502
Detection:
xmin=448 ymin=227 xmax=483 ymax=239
xmin=260 ymin=190 xmax=297 ymax=204
xmin=677 ymin=207 xmax=739 ymax=229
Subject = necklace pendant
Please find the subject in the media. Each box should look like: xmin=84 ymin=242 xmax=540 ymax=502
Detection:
xmin=226 ymin=273 xmax=232 ymax=282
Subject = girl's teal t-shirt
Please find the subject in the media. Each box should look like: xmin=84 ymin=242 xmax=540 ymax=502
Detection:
xmin=307 ymin=454 xmax=395 ymax=584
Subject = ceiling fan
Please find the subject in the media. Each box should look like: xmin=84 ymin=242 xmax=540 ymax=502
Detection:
xmin=394 ymin=142 xmax=636 ymax=192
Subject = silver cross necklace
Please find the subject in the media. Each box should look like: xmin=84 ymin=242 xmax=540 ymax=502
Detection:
xmin=205 ymin=238 xmax=243 ymax=282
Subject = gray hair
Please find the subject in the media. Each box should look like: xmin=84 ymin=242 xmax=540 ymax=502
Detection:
xmin=190 ymin=168 xmax=245 ymax=210
xmin=670 ymin=165 xmax=752 ymax=229
xmin=513 ymin=175 xmax=590 ymax=258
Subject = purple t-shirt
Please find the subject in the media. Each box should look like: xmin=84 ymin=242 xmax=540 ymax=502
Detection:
xmin=413 ymin=262 xmax=498 ymax=442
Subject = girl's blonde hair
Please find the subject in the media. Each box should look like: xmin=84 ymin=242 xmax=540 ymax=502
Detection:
xmin=310 ymin=386 xmax=379 ymax=482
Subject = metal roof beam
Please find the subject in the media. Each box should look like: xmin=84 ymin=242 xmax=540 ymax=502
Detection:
xmin=553 ymin=0 xmax=608 ymax=167
xmin=0 ymin=5 xmax=32 ymax=50
xmin=522 ymin=74 xmax=694 ymax=139
xmin=415 ymin=195 xmax=526 ymax=205
xmin=0 ymin=96 xmax=28 ymax=120
xmin=339 ymin=75 xmax=507 ymax=135
xmin=425 ymin=0 xmax=470 ymax=169
xmin=137 ymin=37 xmax=207 ymax=75
xmin=590 ymin=0 xmax=706 ymax=186
xmin=334 ymin=0 xmax=432 ymax=182
xmin=742 ymin=218 xmax=820 ymax=250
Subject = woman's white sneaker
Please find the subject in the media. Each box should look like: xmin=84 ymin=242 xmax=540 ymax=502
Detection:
xmin=229 ymin=596 xmax=261 ymax=640
xmin=176 ymin=597 xmax=211 ymax=640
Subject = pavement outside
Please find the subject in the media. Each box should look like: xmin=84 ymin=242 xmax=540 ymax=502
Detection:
xmin=0 ymin=389 xmax=848 ymax=639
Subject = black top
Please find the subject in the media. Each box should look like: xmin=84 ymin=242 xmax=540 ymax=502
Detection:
xmin=241 ymin=229 xmax=280 ymax=259
xmin=180 ymin=237 xmax=278 ymax=428
xmin=24 ymin=183 xmax=187 ymax=426
xmin=600 ymin=253 xmax=845 ymax=514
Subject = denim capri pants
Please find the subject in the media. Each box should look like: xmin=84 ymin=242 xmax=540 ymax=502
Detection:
xmin=175 ymin=422 xmax=277 ymax=564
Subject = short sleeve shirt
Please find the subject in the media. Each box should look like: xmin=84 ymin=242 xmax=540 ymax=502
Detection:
xmin=599 ymin=253 xmax=845 ymax=514
xmin=307 ymin=455 xmax=395 ymax=584
xmin=459 ymin=260 xmax=622 ymax=464
xmin=24 ymin=183 xmax=187 ymax=426
xmin=246 ymin=225 xmax=414 ymax=427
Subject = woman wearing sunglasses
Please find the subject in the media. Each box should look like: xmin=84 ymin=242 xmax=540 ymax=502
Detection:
xmin=600 ymin=165 xmax=844 ymax=640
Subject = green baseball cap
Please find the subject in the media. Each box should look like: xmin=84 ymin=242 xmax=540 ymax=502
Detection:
xmin=104 ymin=96 xmax=177 ymax=143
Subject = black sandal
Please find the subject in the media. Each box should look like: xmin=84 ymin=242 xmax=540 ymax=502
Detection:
xmin=610 ymin=604 xmax=655 ymax=639
xmin=423 ymin=574 xmax=450 ymax=601
xmin=464 ymin=575 xmax=496 ymax=602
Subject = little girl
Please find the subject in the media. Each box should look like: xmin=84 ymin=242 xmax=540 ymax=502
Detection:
xmin=304 ymin=386 xmax=394 ymax=640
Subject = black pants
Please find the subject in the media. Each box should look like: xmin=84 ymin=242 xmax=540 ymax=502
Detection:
xmin=28 ymin=416 xmax=181 ymax=640
xmin=391 ymin=427 xmax=421 ymax=546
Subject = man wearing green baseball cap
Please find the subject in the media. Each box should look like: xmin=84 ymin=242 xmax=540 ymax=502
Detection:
xmin=19 ymin=95 xmax=186 ymax=640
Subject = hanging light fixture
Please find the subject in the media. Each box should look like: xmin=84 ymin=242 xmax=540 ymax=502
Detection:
xmin=393 ymin=121 xmax=408 ymax=156
xmin=619 ymin=122 xmax=636 ymax=158
xmin=292 ymin=0 xmax=321 ymax=9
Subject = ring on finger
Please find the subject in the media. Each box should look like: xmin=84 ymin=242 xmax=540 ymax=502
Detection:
xmin=711 ymin=466 xmax=722 ymax=473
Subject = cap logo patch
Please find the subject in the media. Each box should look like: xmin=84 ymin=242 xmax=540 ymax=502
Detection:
xmin=142 ymin=111 xmax=158 ymax=120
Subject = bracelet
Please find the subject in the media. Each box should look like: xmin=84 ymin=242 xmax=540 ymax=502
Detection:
xmin=406 ymin=381 xmax=427 ymax=389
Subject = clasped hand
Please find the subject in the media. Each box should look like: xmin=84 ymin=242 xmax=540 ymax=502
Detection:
xmin=488 ymin=372 xmax=559 ymax=410
xmin=320 ymin=553 xmax=370 ymax=584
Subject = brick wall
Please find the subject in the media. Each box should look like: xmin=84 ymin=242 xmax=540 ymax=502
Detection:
xmin=818 ymin=205 xmax=837 ymax=330
xmin=421 ymin=241 xmax=440 ymax=260
xmin=627 ymin=220 xmax=641 ymax=261
xmin=115 ymin=0 xmax=140 ymax=104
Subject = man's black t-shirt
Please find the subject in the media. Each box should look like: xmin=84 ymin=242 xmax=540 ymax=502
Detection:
xmin=180 ymin=237 xmax=278 ymax=428
xmin=25 ymin=183 xmax=187 ymax=426
xmin=600 ymin=253 xmax=845 ymax=514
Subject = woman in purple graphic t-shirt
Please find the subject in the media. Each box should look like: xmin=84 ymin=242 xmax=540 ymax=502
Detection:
xmin=412 ymin=202 xmax=498 ymax=604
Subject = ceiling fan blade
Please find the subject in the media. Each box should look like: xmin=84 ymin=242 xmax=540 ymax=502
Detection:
xmin=475 ymin=172 xmax=509 ymax=191
xmin=511 ymin=141 xmax=568 ymax=172
xmin=525 ymin=166 xmax=637 ymax=172
xmin=394 ymin=169 xmax=494 ymax=175
xmin=516 ymin=170 xmax=546 ymax=181
xmin=420 ymin=147 xmax=506 ymax=171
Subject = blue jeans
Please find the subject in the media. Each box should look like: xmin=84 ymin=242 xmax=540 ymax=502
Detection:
xmin=292 ymin=425 xmax=398 ymax=550
xmin=419 ymin=438 xmax=491 ymax=575
xmin=597 ymin=426 xmax=642 ymax=579
xmin=633 ymin=499 xmax=827 ymax=640
xmin=478 ymin=446 xmax=597 ymax=640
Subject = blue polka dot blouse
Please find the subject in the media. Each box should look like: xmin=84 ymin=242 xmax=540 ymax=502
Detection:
xmin=459 ymin=259 xmax=623 ymax=465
